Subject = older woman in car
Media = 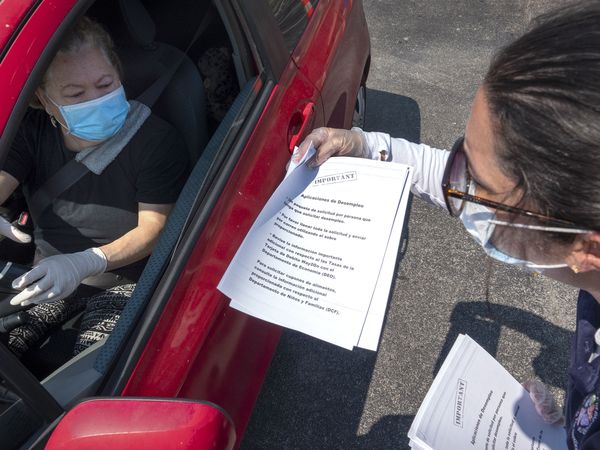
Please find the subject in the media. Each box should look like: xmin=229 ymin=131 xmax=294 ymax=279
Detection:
xmin=0 ymin=16 xmax=188 ymax=358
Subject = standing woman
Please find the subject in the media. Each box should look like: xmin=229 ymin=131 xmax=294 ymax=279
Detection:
xmin=297 ymin=2 xmax=600 ymax=448
xmin=0 ymin=17 xmax=188 ymax=359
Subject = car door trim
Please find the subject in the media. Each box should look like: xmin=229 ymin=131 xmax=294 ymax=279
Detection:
xmin=233 ymin=0 xmax=288 ymax=80
xmin=0 ymin=1 xmax=42 ymax=64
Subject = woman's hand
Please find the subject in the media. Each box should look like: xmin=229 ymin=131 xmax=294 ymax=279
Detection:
xmin=523 ymin=379 xmax=565 ymax=426
xmin=0 ymin=216 xmax=31 ymax=243
xmin=9 ymin=203 xmax=170 ymax=306
xmin=10 ymin=248 xmax=107 ymax=306
xmin=292 ymin=127 xmax=368 ymax=168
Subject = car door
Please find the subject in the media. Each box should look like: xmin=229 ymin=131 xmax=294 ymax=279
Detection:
xmin=288 ymin=0 xmax=371 ymax=129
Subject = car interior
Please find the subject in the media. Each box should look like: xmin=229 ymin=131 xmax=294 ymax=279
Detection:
xmin=0 ymin=0 xmax=267 ymax=446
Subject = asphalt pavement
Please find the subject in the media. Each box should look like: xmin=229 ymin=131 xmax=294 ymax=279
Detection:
xmin=241 ymin=1 xmax=576 ymax=448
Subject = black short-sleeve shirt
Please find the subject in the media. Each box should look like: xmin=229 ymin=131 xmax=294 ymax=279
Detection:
xmin=3 ymin=108 xmax=189 ymax=279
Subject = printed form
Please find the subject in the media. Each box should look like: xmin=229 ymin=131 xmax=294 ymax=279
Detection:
xmin=408 ymin=335 xmax=567 ymax=450
xmin=218 ymin=145 xmax=413 ymax=350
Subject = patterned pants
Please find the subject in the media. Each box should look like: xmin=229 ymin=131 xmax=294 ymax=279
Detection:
xmin=8 ymin=283 xmax=135 ymax=358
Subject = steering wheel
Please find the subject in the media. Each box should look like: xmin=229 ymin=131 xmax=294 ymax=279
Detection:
xmin=0 ymin=261 xmax=31 ymax=333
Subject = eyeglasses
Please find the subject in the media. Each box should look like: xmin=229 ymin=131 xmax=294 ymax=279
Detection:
xmin=441 ymin=136 xmax=590 ymax=234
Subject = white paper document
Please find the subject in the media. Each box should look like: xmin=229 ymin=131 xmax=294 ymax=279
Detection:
xmin=218 ymin=146 xmax=413 ymax=350
xmin=408 ymin=334 xmax=567 ymax=450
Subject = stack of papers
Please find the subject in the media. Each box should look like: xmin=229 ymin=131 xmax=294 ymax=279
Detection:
xmin=218 ymin=146 xmax=413 ymax=350
xmin=408 ymin=334 xmax=567 ymax=449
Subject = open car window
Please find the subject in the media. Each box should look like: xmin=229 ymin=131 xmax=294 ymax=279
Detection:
xmin=0 ymin=0 xmax=344 ymax=445
xmin=0 ymin=0 xmax=270 ymax=446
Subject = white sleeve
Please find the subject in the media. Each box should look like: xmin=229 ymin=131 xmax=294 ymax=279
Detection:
xmin=356 ymin=129 xmax=449 ymax=209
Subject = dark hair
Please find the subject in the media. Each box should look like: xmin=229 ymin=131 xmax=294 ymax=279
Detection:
xmin=484 ymin=0 xmax=600 ymax=241
xmin=31 ymin=16 xmax=122 ymax=108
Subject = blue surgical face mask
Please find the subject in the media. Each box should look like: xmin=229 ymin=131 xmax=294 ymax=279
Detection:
xmin=47 ymin=85 xmax=130 ymax=141
xmin=458 ymin=186 xmax=570 ymax=271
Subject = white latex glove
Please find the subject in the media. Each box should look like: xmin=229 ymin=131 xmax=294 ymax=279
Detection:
xmin=523 ymin=379 xmax=565 ymax=426
xmin=10 ymin=248 xmax=107 ymax=306
xmin=0 ymin=215 xmax=31 ymax=243
xmin=292 ymin=127 xmax=368 ymax=168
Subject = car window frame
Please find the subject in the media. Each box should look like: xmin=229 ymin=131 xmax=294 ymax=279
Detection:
xmin=212 ymin=0 xmax=255 ymax=87
xmin=266 ymin=0 xmax=318 ymax=54
xmin=233 ymin=0 xmax=289 ymax=81
xmin=0 ymin=1 xmax=41 ymax=63
xmin=0 ymin=0 xmax=93 ymax=170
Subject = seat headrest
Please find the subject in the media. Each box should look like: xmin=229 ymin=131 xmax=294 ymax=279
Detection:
xmin=118 ymin=0 xmax=156 ymax=47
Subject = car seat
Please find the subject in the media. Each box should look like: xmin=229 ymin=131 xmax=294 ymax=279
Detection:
xmin=115 ymin=0 xmax=209 ymax=163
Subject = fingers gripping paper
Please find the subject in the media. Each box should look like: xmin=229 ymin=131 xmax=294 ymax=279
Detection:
xmin=218 ymin=145 xmax=413 ymax=350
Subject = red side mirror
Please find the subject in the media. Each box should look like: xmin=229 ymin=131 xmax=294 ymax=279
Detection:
xmin=45 ymin=398 xmax=236 ymax=450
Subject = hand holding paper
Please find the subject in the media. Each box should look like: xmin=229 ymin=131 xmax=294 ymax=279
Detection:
xmin=219 ymin=143 xmax=413 ymax=350
xmin=523 ymin=379 xmax=565 ymax=426
xmin=408 ymin=335 xmax=567 ymax=450
xmin=293 ymin=127 xmax=368 ymax=168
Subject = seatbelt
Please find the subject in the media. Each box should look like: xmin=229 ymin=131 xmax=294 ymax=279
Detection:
xmin=27 ymin=10 xmax=212 ymax=218
xmin=27 ymin=158 xmax=88 ymax=222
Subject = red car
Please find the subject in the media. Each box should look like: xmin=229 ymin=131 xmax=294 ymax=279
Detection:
xmin=0 ymin=0 xmax=370 ymax=448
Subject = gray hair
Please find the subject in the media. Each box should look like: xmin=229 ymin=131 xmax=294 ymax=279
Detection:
xmin=31 ymin=16 xmax=122 ymax=108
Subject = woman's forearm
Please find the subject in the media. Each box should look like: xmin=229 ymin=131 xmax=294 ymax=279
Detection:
xmin=359 ymin=130 xmax=450 ymax=209
xmin=99 ymin=203 xmax=173 ymax=271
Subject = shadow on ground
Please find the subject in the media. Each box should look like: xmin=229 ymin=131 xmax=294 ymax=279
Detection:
xmin=242 ymin=299 xmax=573 ymax=449
xmin=436 ymin=301 xmax=573 ymax=389
xmin=350 ymin=299 xmax=573 ymax=450
xmin=364 ymin=88 xmax=421 ymax=143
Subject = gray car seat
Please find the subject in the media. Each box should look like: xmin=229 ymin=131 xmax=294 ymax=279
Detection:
xmin=116 ymin=0 xmax=209 ymax=163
